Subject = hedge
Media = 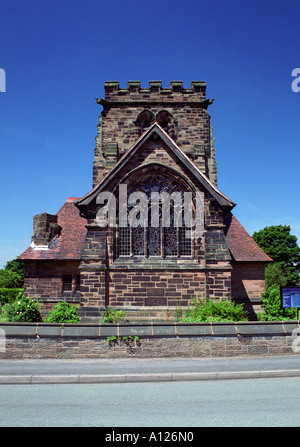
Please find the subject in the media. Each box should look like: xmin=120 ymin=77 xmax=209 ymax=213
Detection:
xmin=0 ymin=288 xmax=24 ymax=305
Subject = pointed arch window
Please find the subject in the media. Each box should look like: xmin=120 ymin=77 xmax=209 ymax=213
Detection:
xmin=134 ymin=109 xmax=176 ymax=138
xmin=135 ymin=110 xmax=155 ymax=134
xmin=156 ymin=110 xmax=172 ymax=131
xmin=118 ymin=173 xmax=193 ymax=258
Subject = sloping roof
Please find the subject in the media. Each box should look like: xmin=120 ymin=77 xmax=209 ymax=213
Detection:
xmin=77 ymin=122 xmax=235 ymax=211
xmin=224 ymin=213 xmax=273 ymax=262
xmin=18 ymin=198 xmax=87 ymax=261
xmin=19 ymin=198 xmax=271 ymax=263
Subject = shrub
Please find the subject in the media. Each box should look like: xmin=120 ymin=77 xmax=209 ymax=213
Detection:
xmin=100 ymin=305 xmax=127 ymax=323
xmin=46 ymin=301 xmax=80 ymax=323
xmin=265 ymin=263 xmax=288 ymax=288
xmin=0 ymin=270 xmax=23 ymax=288
xmin=180 ymin=297 xmax=248 ymax=322
xmin=4 ymin=260 xmax=24 ymax=282
xmin=2 ymin=293 xmax=43 ymax=322
xmin=0 ymin=288 xmax=24 ymax=305
xmin=258 ymin=284 xmax=297 ymax=321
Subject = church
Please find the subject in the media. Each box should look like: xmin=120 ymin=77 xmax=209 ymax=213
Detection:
xmin=19 ymin=81 xmax=272 ymax=320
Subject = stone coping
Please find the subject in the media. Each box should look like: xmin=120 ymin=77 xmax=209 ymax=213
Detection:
xmin=0 ymin=320 xmax=299 ymax=339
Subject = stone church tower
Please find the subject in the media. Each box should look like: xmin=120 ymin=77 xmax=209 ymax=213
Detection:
xmin=19 ymin=81 xmax=272 ymax=320
xmin=93 ymin=81 xmax=217 ymax=187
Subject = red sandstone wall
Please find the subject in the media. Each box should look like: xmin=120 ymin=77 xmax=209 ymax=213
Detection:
xmin=231 ymin=262 xmax=265 ymax=300
xmin=108 ymin=270 xmax=206 ymax=307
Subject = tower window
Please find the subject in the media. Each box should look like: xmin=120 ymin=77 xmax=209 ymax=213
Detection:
xmin=156 ymin=110 xmax=172 ymax=130
xmin=135 ymin=110 xmax=155 ymax=133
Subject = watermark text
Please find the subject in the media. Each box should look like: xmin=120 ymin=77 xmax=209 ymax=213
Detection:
xmin=96 ymin=184 xmax=204 ymax=238
xmin=291 ymin=328 xmax=300 ymax=353
xmin=0 ymin=68 xmax=6 ymax=92
xmin=0 ymin=329 xmax=6 ymax=352
xmin=291 ymin=68 xmax=300 ymax=93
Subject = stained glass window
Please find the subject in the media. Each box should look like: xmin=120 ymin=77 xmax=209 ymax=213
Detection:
xmin=179 ymin=227 xmax=192 ymax=256
xmin=133 ymin=226 xmax=145 ymax=256
xmin=119 ymin=227 xmax=130 ymax=256
xmin=118 ymin=173 xmax=193 ymax=258
xmin=148 ymin=226 xmax=161 ymax=256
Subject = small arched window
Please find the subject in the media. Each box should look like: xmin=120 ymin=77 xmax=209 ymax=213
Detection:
xmin=156 ymin=110 xmax=172 ymax=130
xmin=135 ymin=110 xmax=155 ymax=134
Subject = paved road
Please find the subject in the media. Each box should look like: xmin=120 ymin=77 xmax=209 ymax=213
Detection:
xmin=0 ymin=355 xmax=299 ymax=383
xmin=0 ymin=377 xmax=299 ymax=427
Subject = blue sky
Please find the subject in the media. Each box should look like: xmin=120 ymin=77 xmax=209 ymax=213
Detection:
xmin=0 ymin=0 xmax=299 ymax=267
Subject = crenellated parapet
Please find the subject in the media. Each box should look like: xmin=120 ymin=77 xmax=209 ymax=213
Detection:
xmin=104 ymin=80 xmax=206 ymax=97
xmin=96 ymin=81 xmax=214 ymax=109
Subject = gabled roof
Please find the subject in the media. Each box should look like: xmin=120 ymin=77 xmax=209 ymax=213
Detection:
xmin=224 ymin=213 xmax=273 ymax=262
xmin=18 ymin=198 xmax=87 ymax=261
xmin=19 ymin=199 xmax=271 ymax=263
xmin=77 ymin=122 xmax=235 ymax=212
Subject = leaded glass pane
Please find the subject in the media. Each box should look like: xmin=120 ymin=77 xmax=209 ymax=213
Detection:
xmin=133 ymin=226 xmax=145 ymax=255
xmin=118 ymin=173 xmax=194 ymax=258
xmin=119 ymin=227 xmax=130 ymax=256
xmin=179 ymin=227 xmax=192 ymax=256
xmin=164 ymin=227 xmax=178 ymax=256
xmin=148 ymin=226 xmax=161 ymax=256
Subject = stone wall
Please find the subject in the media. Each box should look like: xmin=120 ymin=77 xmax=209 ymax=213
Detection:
xmin=24 ymin=261 xmax=81 ymax=314
xmin=231 ymin=261 xmax=266 ymax=300
xmin=24 ymin=261 xmax=81 ymax=301
xmin=81 ymin=134 xmax=232 ymax=309
xmin=0 ymin=321 xmax=299 ymax=359
xmin=108 ymin=270 xmax=206 ymax=307
xmin=93 ymin=81 xmax=217 ymax=186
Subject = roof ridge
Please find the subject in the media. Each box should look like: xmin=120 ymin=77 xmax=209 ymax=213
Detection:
xmin=77 ymin=122 xmax=235 ymax=209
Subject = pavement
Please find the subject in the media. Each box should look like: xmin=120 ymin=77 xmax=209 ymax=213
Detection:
xmin=0 ymin=355 xmax=299 ymax=384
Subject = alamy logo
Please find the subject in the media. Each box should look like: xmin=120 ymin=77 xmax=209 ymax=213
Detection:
xmin=0 ymin=328 xmax=6 ymax=352
xmin=291 ymin=328 xmax=300 ymax=353
xmin=0 ymin=68 xmax=6 ymax=92
xmin=291 ymin=68 xmax=300 ymax=93
xmin=96 ymin=184 xmax=205 ymax=239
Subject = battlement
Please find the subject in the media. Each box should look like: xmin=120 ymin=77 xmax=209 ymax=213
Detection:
xmin=103 ymin=81 xmax=207 ymax=102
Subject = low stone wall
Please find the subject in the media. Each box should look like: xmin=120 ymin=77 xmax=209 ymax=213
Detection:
xmin=0 ymin=321 xmax=299 ymax=359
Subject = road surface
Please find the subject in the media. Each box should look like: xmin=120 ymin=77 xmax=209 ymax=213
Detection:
xmin=0 ymin=377 xmax=299 ymax=427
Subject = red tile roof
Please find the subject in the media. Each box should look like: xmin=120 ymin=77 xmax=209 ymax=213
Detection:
xmin=18 ymin=198 xmax=87 ymax=261
xmin=19 ymin=200 xmax=271 ymax=263
xmin=224 ymin=213 xmax=272 ymax=262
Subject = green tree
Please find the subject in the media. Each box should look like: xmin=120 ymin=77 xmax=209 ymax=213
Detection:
xmin=4 ymin=260 xmax=24 ymax=282
xmin=0 ymin=259 xmax=24 ymax=288
xmin=258 ymin=284 xmax=297 ymax=321
xmin=252 ymin=225 xmax=300 ymax=285
xmin=0 ymin=270 xmax=23 ymax=288
xmin=265 ymin=263 xmax=288 ymax=288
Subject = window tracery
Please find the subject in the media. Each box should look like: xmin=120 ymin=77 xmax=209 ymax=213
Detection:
xmin=135 ymin=110 xmax=155 ymax=134
xmin=134 ymin=109 xmax=176 ymax=138
xmin=118 ymin=173 xmax=193 ymax=258
xmin=156 ymin=110 xmax=172 ymax=131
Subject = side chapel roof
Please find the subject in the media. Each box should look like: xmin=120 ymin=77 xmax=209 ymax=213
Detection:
xmin=224 ymin=213 xmax=273 ymax=262
xmin=18 ymin=200 xmax=271 ymax=263
xmin=18 ymin=198 xmax=87 ymax=261
xmin=18 ymin=122 xmax=271 ymax=263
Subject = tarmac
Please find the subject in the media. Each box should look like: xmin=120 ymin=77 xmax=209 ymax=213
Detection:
xmin=0 ymin=354 xmax=299 ymax=384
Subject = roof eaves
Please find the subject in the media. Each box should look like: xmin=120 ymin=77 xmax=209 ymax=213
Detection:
xmin=77 ymin=122 xmax=235 ymax=210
